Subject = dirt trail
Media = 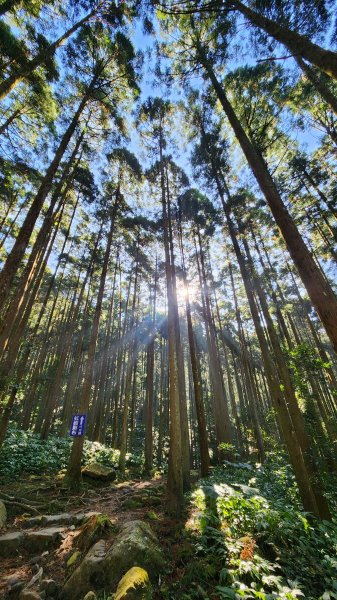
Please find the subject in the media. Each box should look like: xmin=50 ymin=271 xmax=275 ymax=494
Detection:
xmin=0 ymin=475 xmax=169 ymax=597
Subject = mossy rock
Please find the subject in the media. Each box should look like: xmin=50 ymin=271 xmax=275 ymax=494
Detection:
xmin=231 ymin=483 xmax=261 ymax=497
xmin=139 ymin=495 xmax=161 ymax=507
xmin=66 ymin=550 xmax=81 ymax=569
xmin=103 ymin=520 xmax=165 ymax=590
xmin=121 ymin=499 xmax=143 ymax=511
xmin=82 ymin=463 xmax=116 ymax=482
xmin=121 ymin=491 xmax=162 ymax=510
xmin=114 ymin=567 xmax=152 ymax=599
xmin=76 ymin=514 xmax=114 ymax=552
xmin=62 ymin=521 xmax=163 ymax=600
xmin=63 ymin=539 xmax=107 ymax=600
xmin=145 ymin=511 xmax=159 ymax=521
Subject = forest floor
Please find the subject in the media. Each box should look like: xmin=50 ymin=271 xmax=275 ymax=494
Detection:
xmin=1 ymin=456 xmax=337 ymax=599
xmin=0 ymin=471 xmax=198 ymax=599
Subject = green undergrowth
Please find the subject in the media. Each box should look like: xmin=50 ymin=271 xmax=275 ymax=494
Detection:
xmin=0 ymin=425 xmax=139 ymax=478
xmin=161 ymin=456 xmax=337 ymax=600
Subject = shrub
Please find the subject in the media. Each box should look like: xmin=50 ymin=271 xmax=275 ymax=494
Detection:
xmin=0 ymin=425 xmax=124 ymax=478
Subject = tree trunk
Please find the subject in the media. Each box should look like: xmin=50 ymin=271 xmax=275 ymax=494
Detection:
xmin=196 ymin=42 xmax=337 ymax=355
xmin=0 ymin=92 xmax=91 ymax=313
xmin=66 ymin=199 xmax=118 ymax=490
xmin=159 ymin=129 xmax=183 ymax=514
xmin=178 ymin=219 xmax=210 ymax=476
xmin=229 ymin=0 xmax=337 ymax=80
xmin=144 ymin=268 xmax=157 ymax=475
xmin=195 ymin=230 xmax=233 ymax=451
xmin=0 ymin=9 xmax=95 ymax=100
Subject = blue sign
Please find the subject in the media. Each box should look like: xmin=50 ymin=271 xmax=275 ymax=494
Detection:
xmin=70 ymin=414 xmax=86 ymax=437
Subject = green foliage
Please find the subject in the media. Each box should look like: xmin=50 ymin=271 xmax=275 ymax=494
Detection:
xmin=0 ymin=426 xmax=136 ymax=478
xmin=0 ymin=21 xmax=29 ymax=68
xmin=0 ymin=426 xmax=70 ymax=476
xmin=82 ymin=440 xmax=120 ymax=469
xmin=173 ymin=457 xmax=337 ymax=600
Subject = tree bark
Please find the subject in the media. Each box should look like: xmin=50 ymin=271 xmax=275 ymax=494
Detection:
xmin=66 ymin=199 xmax=118 ymax=490
xmin=229 ymin=0 xmax=337 ymax=80
xmin=196 ymin=41 xmax=337 ymax=355
xmin=0 ymin=9 xmax=95 ymax=100
xmin=0 ymin=91 xmax=91 ymax=314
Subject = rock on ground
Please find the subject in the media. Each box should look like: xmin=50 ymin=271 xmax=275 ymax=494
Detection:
xmin=103 ymin=520 xmax=165 ymax=590
xmin=231 ymin=483 xmax=261 ymax=497
xmin=114 ymin=566 xmax=152 ymax=600
xmin=23 ymin=511 xmax=102 ymax=529
xmin=62 ymin=539 xmax=107 ymax=600
xmin=76 ymin=514 xmax=114 ymax=552
xmin=22 ymin=527 xmax=66 ymax=553
xmin=40 ymin=579 xmax=59 ymax=597
xmin=62 ymin=520 xmax=164 ymax=599
xmin=0 ymin=526 xmax=66 ymax=557
xmin=81 ymin=463 xmax=116 ymax=482
xmin=0 ymin=531 xmax=23 ymax=557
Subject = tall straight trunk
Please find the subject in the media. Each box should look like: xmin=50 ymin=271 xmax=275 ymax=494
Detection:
xmin=177 ymin=217 xmax=210 ymax=476
xmin=166 ymin=168 xmax=190 ymax=491
xmin=60 ymin=327 xmax=86 ymax=437
xmin=242 ymin=235 xmax=334 ymax=509
xmin=129 ymin=359 xmax=138 ymax=450
xmin=249 ymin=224 xmax=293 ymax=348
xmin=92 ymin=263 xmax=118 ymax=442
xmin=0 ymin=198 xmax=65 ymax=395
xmin=0 ymin=192 xmax=22 ymax=239
xmin=286 ymin=263 xmax=337 ymax=396
xmin=66 ymin=198 xmax=118 ymax=490
xmin=214 ymin=295 xmax=247 ymax=458
xmin=40 ymin=236 xmax=99 ymax=440
xmin=195 ymin=40 xmax=337 ymax=355
xmin=19 ymin=273 xmax=78 ymax=431
xmin=228 ymin=0 xmax=337 ymax=80
xmin=258 ymin=235 xmax=303 ymax=346
xmin=157 ymin=338 xmax=166 ymax=466
xmin=0 ymin=137 xmax=83 ymax=357
xmin=119 ymin=254 xmax=140 ymax=475
xmin=0 ymin=91 xmax=92 ymax=313
xmin=119 ymin=336 xmax=138 ymax=472
xmin=0 ymin=385 xmax=17 ymax=446
xmin=112 ymin=265 xmax=132 ymax=447
xmin=159 ymin=130 xmax=183 ymax=514
xmin=195 ymin=230 xmax=233 ymax=450
xmin=144 ymin=268 xmax=157 ymax=475
xmin=228 ymin=259 xmax=265 ymax=458
xmin=297 ymin=166 xmax=337 ymax=221
xmin=0 ymin=9 xmax=96 ymax=100
xmin=21 ymin=197 xmax=79 ymax=369
xmin=227 ymin=214 xmax=322 ymax=515
xmin=144 ymin=334 xmax=155 ymax=474
xmin=230 ymin=210 xmax=330 ymax=518
xmin=0 ymin=201 xmax=28 ymax=252
xmin=200 ymin=130 xmax=330 ymax=517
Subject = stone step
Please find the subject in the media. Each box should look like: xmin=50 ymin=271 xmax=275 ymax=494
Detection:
xmin=0 ymin=526 xmax=66 ymax=557
xmin=0 ymin=511 xmax=102 ymax=557
xmin=22 ymin=510 xmax=102 ymax=529
xmin=0 ymin=531 xmax=23 ymax=557
xmin=23 ymin=526 xmax=66 ymax=553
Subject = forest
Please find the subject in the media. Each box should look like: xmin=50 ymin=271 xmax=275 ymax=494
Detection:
xmin=0 ymin=0 xmax=337 ymax=598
